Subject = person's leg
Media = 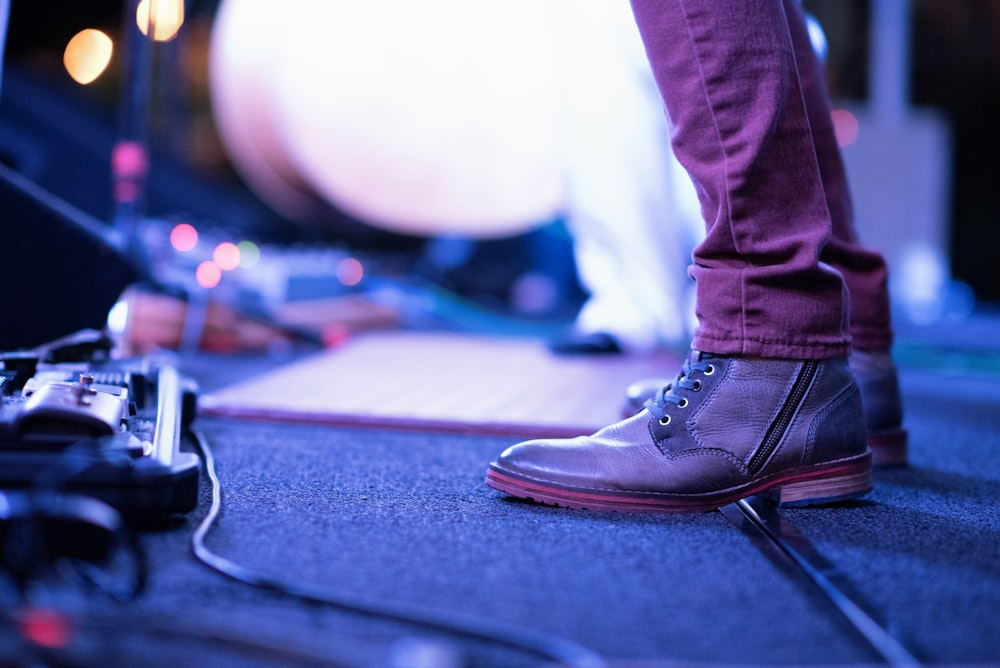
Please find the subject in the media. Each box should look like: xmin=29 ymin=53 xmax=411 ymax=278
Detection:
xmin=621 ymin=0 xmax=906 ymax=461
xmin=781 ymin=0 xmax=892 ymax=350
xmin=485 ymin=0 xmax=872 ymax=513
xmin=630 ymin=0 xmax=850 ymax=359
xmin=566 ymin=0 xmax=892 ymax=357
xmin=783 ymin=0 xmax=906 ymax=462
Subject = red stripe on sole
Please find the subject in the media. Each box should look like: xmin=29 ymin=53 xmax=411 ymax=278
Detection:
xmin=485 ymin=455 xmax=872 ymax=514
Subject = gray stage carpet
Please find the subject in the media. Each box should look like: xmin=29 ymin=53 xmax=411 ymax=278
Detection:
xmin=7 ymin=315 xmax=999 ymax=667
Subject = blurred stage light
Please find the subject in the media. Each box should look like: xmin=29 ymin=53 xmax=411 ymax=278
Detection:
xmin=337 ymin=257 xmax=364 ymax=287
xmin=170 ymin=223 xmax=199 ymax=251
xmin=107 ymin=299 xmax=130 ymax=336
xmin=831 ymin=109 xmax=860 ymax=148
xmin=196 ymin=260 xmax=222 ymax=288
xmin=137 ymin=0 xmax=185 ymax=42
xmin=805 ymin=12 xmax=828 ymax=64
xmin=213 ymin=241 xmax=241 ymax=270
xmin=237 ymin=240 xmax=261 ymax=268
xmin=63 ymin=29 xmax=113 ymax=85
xmin=16 ymin=609 xmax=72 ymax=649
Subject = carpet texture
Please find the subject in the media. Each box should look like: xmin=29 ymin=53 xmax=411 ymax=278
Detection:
xmin=8 ymin=322 xmax=998 ymax=667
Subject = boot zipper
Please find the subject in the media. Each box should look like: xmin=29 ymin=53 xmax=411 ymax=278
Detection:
xmin=748 ymin=361 xmax=819 ymax=475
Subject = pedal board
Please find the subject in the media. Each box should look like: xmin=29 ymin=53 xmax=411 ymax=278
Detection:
xmin=0 ymin=332 xmax=200 ymax=521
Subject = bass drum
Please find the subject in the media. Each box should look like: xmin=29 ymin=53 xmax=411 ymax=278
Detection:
xmin=208 ymin=0 xmax=565 ymax=238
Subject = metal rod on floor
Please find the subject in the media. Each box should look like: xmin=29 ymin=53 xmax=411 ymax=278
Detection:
xmin=720 ymin=496 xmax=921 ymax=667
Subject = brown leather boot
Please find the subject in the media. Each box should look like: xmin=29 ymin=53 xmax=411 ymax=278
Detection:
xmin=486 ymin=351 xmax=872 ymax=513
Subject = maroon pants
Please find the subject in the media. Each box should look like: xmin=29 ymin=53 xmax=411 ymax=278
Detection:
xmin=630 ymin=0 xmax=892 ymax=359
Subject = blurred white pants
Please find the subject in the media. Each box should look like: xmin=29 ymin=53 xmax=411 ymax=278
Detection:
xmin=551 ymin=0 xmax=702 ymax=352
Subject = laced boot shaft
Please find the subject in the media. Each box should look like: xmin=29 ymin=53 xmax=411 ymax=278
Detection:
xmin=623 ymin=349 xmax=907 ymax=466
xmin=643 ymin=355 xmax=717 ymax=426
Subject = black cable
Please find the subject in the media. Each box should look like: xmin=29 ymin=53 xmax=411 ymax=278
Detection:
xmin=188 ymin=426 xmax=606 ymax=668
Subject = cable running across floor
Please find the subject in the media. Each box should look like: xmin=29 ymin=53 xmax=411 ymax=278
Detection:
xmin=188 ymin=426 xmax=606 ymax=668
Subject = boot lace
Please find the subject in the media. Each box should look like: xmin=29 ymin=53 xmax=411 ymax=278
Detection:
xmin=643 ymin=356 xmax=716 ymax=424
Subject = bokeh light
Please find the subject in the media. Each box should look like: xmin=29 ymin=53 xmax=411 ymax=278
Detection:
xmin=16 ymin=609 xmax=72 ymax=649
xmin=831 ymin=109 xmax=860 ymax=148
xmin=337 ymin=257 xmax=364 ymax=287
xmin=106 ymin=299 xmax=130 ymax=336
xmin=137 ymin=0 xmax=185 ymax=42
xmin=213 ymin=242 xmax=241 ymax=270
xmin=63 ymin=29 xmax=113 ymax=85
xmin=196 ymin=260 xmax=222 ymax=288
xmin=237 ymin=240 xmax=261 ymax=268
xmin=169 ymin=223 xmax=198 ymax=252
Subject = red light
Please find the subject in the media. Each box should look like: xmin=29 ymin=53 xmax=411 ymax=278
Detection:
xmin=337 ymin=257 xmax=364 ymax=287
xmin=831 ymin=109 xmax=859 ymax=148
xmin=196 ymin=260 xmax=222 ymax=288
xmin=170 ymin=223 xmax=198 ymax=252
xmin=213 ymin=242 xmax=241 ymax=271
xmin=18 ymin=609 xmax=72 ymax=649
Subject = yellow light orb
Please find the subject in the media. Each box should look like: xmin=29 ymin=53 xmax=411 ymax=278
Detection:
xmin=63 ymin=29 xmax=113 ymax=85
xmin=137 ymin=0 xmax=185 ymax=42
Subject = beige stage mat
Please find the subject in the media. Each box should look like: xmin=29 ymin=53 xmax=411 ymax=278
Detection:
xmin=200 ymin=330 xmax=682 ymax=437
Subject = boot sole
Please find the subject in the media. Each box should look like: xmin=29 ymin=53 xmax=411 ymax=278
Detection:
xmin=486 ymin=452 xmax=873 ymax=514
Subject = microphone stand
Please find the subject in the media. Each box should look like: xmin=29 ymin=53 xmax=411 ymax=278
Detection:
xmin=113 ymin=0 xmax=156 ymax=276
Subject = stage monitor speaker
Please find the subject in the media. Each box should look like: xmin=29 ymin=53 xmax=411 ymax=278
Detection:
xmin=0 ymin=162 xmax=141 ymax=350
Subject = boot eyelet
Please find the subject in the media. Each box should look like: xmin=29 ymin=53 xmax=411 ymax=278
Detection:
xmin=703 ymin=365 xmax=715 ymax=376
xmin=678 ymin=398 xmax=689 ymax=408
xmin=692 ymin=380 xmax=702 ymax=391
xmin=659 ymin=415 xmax=671 ymax=426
